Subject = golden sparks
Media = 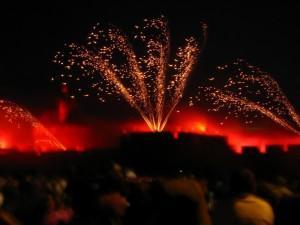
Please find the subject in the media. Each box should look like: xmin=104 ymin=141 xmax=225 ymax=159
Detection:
xmin=0 ymin=100 xmax=66 ymax=150
xmin=53 ymin=16 xmax=206 ymax=131
xmin=197 ymin=59 xmax=300 ymax=134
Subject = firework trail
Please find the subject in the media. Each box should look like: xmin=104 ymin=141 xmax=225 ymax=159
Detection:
xmin=53 ymin=16 xmax=206 ymax=131
xmin=196 ymin=59 xmax=300 ymax=134
xmin=0 ymin=100 xmax=66 ymax=151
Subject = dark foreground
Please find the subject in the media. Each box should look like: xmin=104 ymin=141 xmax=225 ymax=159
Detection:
xmin=0 ymin=133 xmax=300 ymax=225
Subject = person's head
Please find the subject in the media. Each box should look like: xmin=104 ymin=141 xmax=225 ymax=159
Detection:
xmin=230 ymin=169 xmax=256 ymax=196
xmin=99 ymin=191 xmax=130 ymax=216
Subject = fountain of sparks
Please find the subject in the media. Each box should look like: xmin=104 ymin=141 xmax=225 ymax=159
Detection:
xmin=195 ymin=59 xmax=300 ymax=135
xmin=0 ymin=100 xmax=66 ymax=151
xmin=53 ymin=16 xmax=206 ymax=132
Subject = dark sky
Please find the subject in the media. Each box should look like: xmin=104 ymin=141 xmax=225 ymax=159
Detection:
xmin=0 ymin=2 xmax=299 ymax=117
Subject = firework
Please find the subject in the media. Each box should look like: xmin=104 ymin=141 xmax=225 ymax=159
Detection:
xmin=196 ymin=59 xmax=300 ymax=134
xmin=0 ymin=100 xmax=66 ymax=151
xmin=53 ymin=16 xmax=206 ymax=131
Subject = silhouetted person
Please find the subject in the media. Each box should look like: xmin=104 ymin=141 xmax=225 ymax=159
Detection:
xmin=147 ymin=177 xmax=212 ymax=225
xmin=70 ymin=177 xmax=129 ymax=225
xmin=213 ymin=169 xmax=274 ymax=225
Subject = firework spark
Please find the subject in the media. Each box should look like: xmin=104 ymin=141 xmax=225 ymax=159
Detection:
xmin=0 ymin=100 xmax=66 ymax=151
xmin=196 ymin=59 xmax=300 ymax=134
xmin=53 ymin=16 xmax=205 ymax=131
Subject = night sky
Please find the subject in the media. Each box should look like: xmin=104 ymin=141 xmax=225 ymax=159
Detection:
xmin=0 ymin=2 xmax=299 ymax=119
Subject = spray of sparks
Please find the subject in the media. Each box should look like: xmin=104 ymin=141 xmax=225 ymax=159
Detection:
xmin=53 ymin=16 xmax=206 ymax=131
xmin=0 ymin=100 xmax=66 ymax=150
xmin=195 ymin=59 xmax=300 ymax=134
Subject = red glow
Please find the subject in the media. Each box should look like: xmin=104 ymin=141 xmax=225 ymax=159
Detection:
xmin=47 ymin=124 xmax=91 ymax=151
xmin=118 ymin=109 xmax=300 ymax=154
xmin=58 ymin=100 xmax=69 ymax=123
xmin=0 ymin=100 xmax=299 ymax=154
xmin=167 ymin=109 xmax=300 ymax=153
xmin=0 ymin=139 xmax=7 ymax=149
xmin=61 ymin=84 xmax=69 ymax=94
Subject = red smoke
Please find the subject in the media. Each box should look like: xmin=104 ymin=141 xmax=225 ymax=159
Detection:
xmin=120 ymin=109 xmax=300 ymax=153
xmin=0 ymin=102 xmax=299 ymax=154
